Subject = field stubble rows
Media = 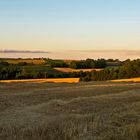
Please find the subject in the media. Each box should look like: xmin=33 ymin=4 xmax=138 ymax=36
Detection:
xmin=0 ymin=82 xmax=140 ymax=140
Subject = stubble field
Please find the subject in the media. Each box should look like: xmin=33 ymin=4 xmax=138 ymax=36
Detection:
xmin=0 ymin=81 xmax=140 ymax=140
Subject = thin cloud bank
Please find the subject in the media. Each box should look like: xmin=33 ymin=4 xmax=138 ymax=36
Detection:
xmin=0 ymin=50 xmax=50 ymax=54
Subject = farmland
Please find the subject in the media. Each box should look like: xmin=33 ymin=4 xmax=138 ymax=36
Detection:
xmin=0 ymin=58 xmax=111 ymax=80
xmin=0 ymin=81 xmax=140 ymax=140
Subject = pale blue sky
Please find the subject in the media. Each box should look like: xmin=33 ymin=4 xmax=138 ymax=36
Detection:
xmin=0 ymin=0 xmax=140 ymax=52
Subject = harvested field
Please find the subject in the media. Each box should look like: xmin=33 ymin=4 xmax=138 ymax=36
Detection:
xmin=0 ymin=81 xmax=140 ymax=140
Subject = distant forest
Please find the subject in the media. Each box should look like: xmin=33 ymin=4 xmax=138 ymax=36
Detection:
xmin=0 ymin=58 xmax=140 ymax=81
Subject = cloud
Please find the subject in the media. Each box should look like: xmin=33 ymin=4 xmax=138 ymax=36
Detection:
xmin=0 ymin=50 xmax=50 ymax=54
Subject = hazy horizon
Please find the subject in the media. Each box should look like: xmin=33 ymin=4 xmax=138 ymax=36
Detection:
xmin=1 ymin=49 xmax=140 ymax=60
xmin=0 ymin=0 xmax=140 ymax=59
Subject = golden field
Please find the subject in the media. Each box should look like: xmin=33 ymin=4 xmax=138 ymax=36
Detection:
xmin=111 ymin=77 xmax=140 ymax=82
xmin=0 ymin=78 xmax=80 ymax=83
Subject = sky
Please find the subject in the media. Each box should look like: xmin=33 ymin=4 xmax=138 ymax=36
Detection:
xmin=0 ymin=0 xmax=140 ymax=59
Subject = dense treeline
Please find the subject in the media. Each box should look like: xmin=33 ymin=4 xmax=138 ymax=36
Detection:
xmin=69 ymin=59 xmax=107 ymax=69
xmin=45 ymin=58 xmax=110 ymax=69
xmin=0 ymin=63 xmax=20 ymax=80
xmin=45 ymin=59 xmax=68 ymax=67
xmin=0 ymin=59 xmax=140 ymax=81
xmin=80 ymin=59 xmax=140 ymax=81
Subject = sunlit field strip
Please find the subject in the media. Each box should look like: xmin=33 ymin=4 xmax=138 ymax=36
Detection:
xmin=0 ymin=78 xmax=80 ymax=83
xmin=111 ymin=77 xmax=140 ymax=82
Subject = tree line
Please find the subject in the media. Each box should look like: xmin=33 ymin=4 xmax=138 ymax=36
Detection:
xmin=0 ymin=60 xmax=84 ymax=80
xmin=0 ymin=59 xmax=140 ymax=81
xmin=80 ymin=59 xmax=140 ymax=81
xmin=45 ymin=58 xmax=112 ymax=69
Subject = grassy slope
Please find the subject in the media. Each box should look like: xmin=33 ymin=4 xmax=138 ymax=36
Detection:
xmin=0 ymin=82 xmax=140 ymax=140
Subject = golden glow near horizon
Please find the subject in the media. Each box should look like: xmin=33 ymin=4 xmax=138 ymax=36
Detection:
xmin=1 ymin=36 xmax=140 ymax=52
